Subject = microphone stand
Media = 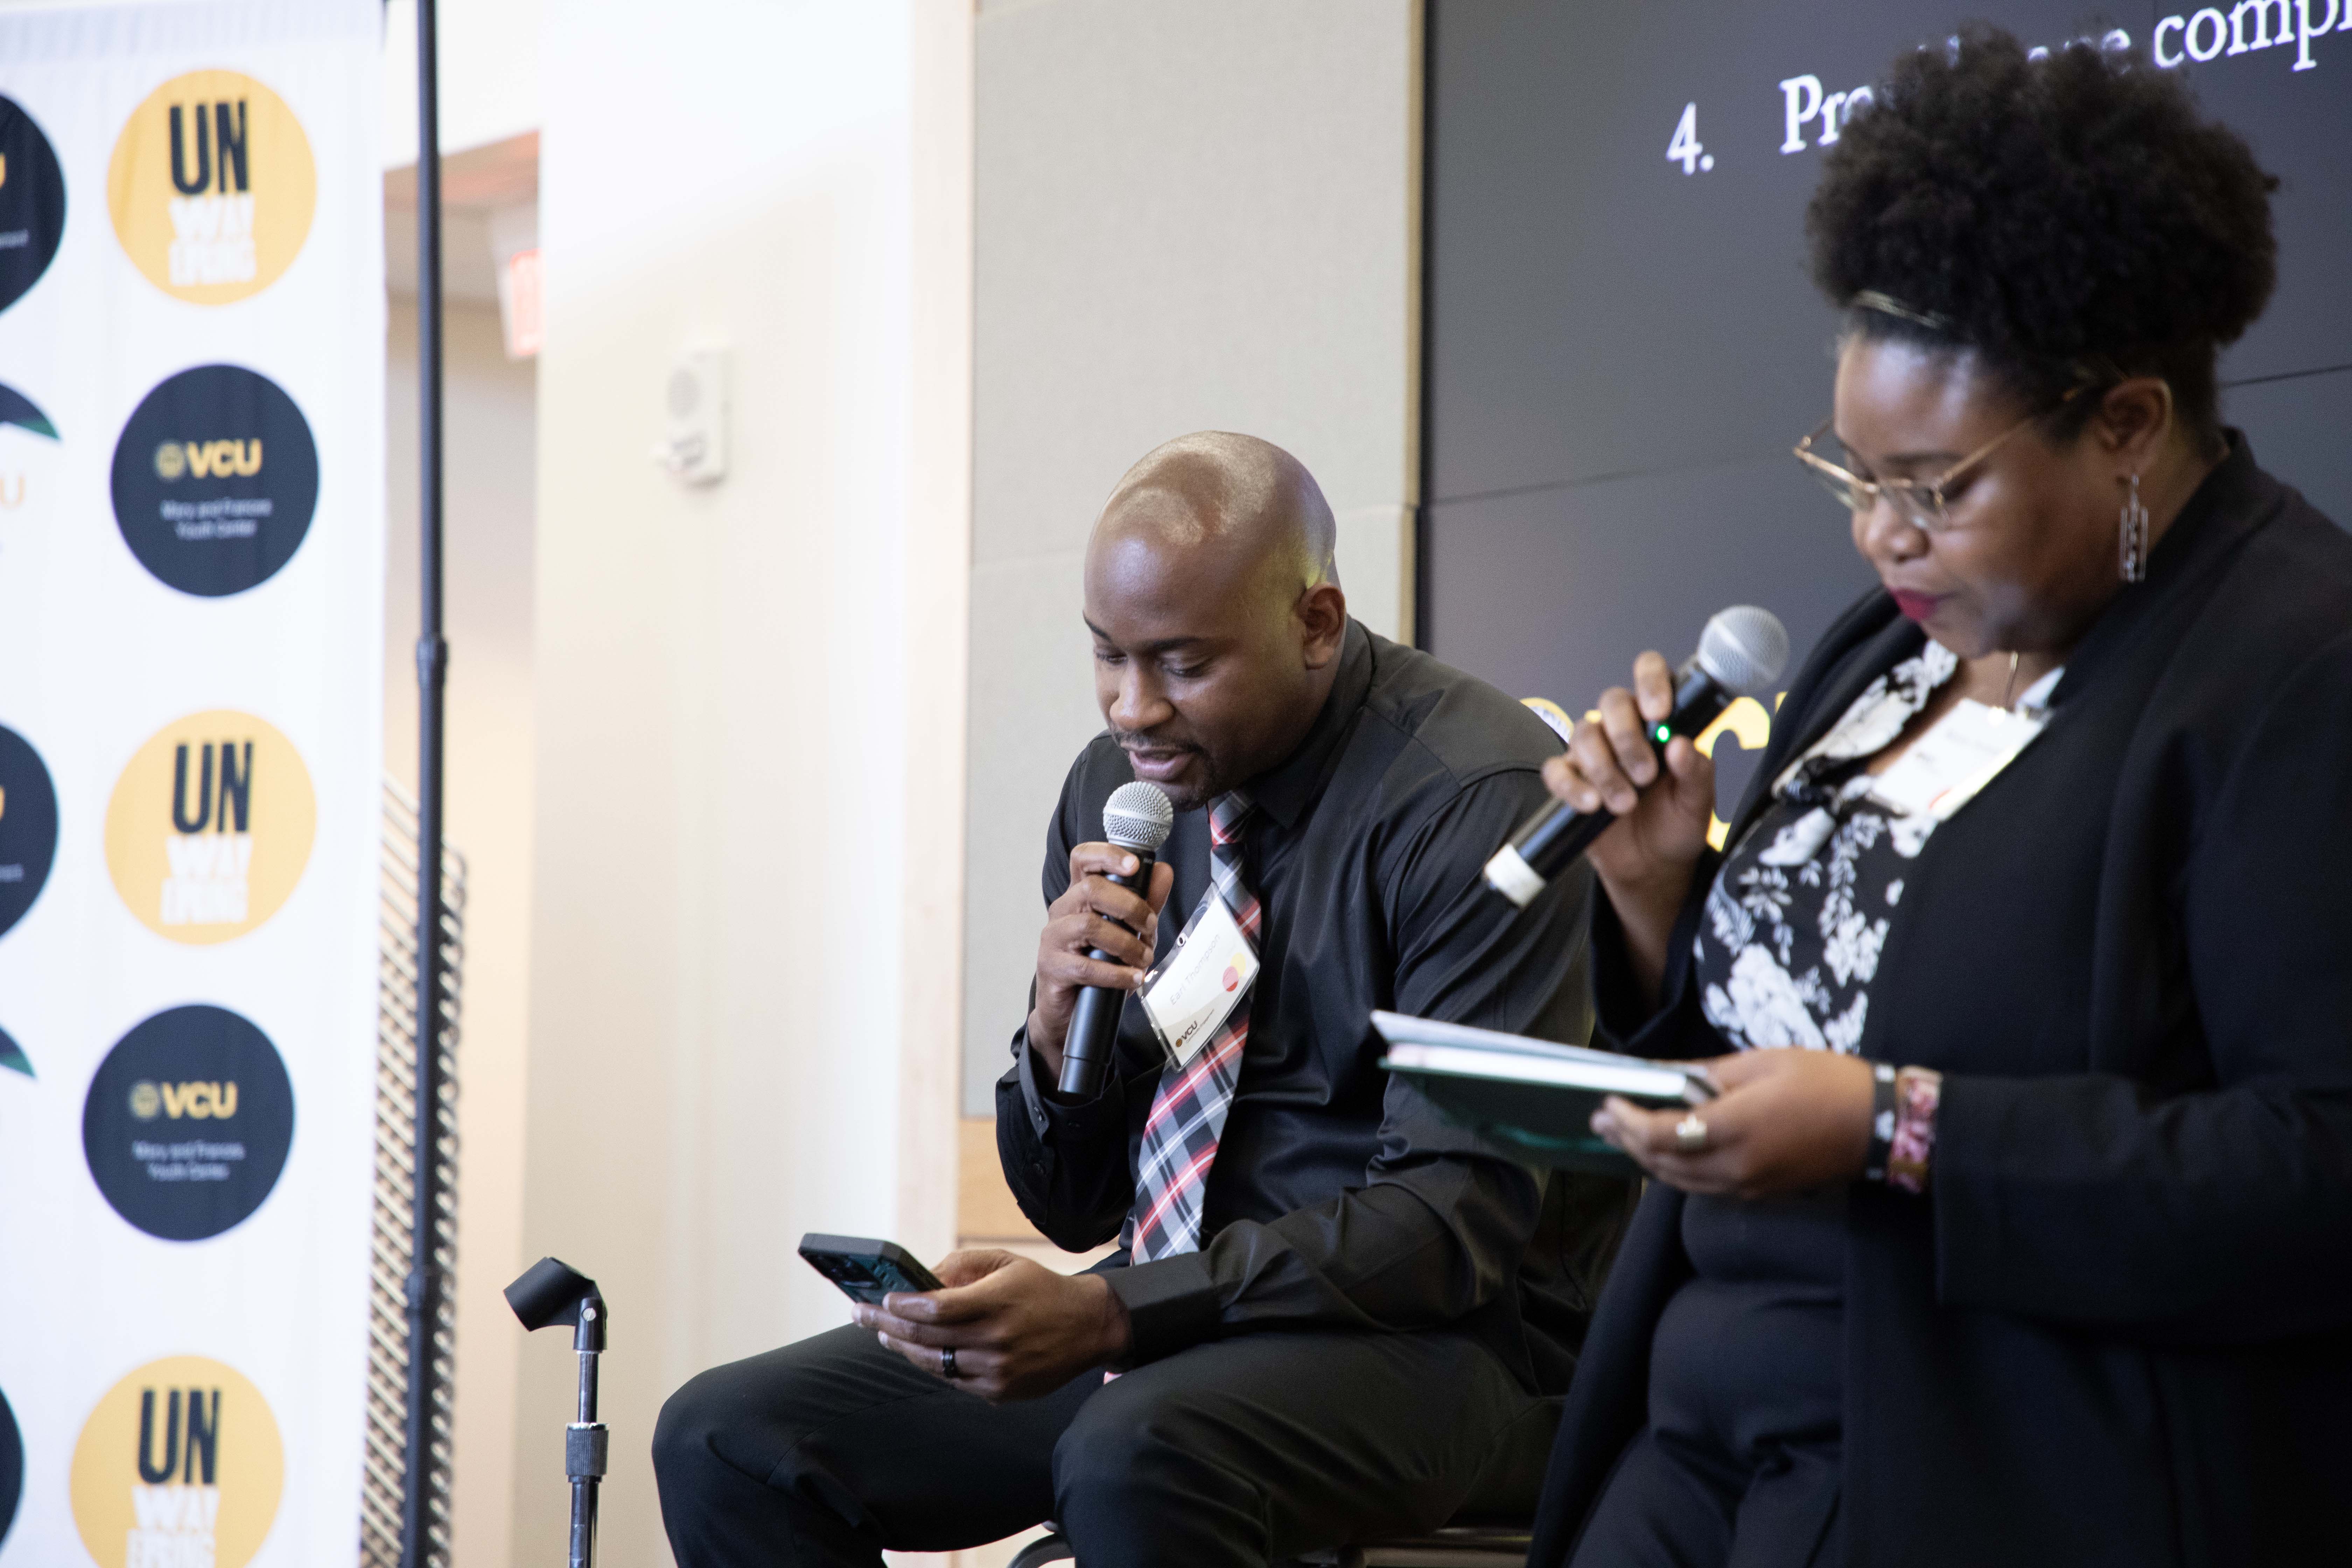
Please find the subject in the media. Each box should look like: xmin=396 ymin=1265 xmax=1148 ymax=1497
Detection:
xmin=505 ymin=1258 xmax=609 ymax=1568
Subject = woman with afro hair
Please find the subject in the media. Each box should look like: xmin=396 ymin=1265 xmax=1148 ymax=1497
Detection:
xmin=1524 ymin=26 xmax=2351 ymax=1568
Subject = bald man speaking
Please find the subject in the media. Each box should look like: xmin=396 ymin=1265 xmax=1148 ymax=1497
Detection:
xmin=653 ymin=434 xmax=1626 ymax=1567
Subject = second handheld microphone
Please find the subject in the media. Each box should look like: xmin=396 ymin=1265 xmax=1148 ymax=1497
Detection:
xmin=1057 ymin=780 xmax=1177 ymax=1099
xmin=1485 ymin=605 xmax=1790 ymax=909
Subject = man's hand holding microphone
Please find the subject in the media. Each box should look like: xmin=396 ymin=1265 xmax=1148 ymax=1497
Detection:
xmin=1025 ymin=838 xmax=1172 ymax=1088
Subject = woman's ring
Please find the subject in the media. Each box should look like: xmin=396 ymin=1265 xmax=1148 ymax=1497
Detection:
xmin=940 ymin=1345 xmax=958 ymax=1379
xmin=1674 ymin=1114 xmax=1709 ymax=1152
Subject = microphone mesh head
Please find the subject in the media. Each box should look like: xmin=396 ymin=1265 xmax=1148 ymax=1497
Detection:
xmin=1102 ymin=781 xmax=1176 ymax=851
xmin=1696 ymin=606 xmax=1791 ymax=696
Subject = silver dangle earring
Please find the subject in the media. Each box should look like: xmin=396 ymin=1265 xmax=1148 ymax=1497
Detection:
xmin=2119 ymin=473 xmax=2149 ymax=584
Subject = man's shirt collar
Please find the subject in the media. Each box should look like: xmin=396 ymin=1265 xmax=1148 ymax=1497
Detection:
xmin=1244 ymin=620 xmax=1374 ymax=832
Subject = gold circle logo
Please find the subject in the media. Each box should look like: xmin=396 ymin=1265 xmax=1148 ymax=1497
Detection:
xmin=105 ymin=710 xmax=316 ymax=944
xmin=152 ymin=441 xmax=186 ymax=481
xmin=71 ymin=1356 xmax=283 ymax=1568
xmin=107 ymin=70 xmax=315 ymax=305
xmin=128 ymin=1081 xmax=161 ymax=1120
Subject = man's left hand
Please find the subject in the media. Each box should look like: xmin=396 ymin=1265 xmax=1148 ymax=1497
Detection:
xmin=1591 ymin=1047 xmax=1875 ymax=1199
xmin=852 ymin=1250 xmax=1133 ymax=1403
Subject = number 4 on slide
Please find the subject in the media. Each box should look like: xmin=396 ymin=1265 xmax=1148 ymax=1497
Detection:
xmin=1667 ymin=102 xmax=1714 ymax=174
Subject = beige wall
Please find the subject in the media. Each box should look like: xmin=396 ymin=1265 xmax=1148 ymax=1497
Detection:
xmin=522 ymin=3 xmax=973 ymax=1564
xmin=383 ymin=295 xmax=538 ymax=1568
xmin=377 ymin=2 xmax=1421 ymax=1560
xmin=963 ymin=0 xmax=1424 ymax=1112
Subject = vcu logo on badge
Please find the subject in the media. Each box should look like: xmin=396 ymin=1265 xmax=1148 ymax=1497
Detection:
xmin=108 ymin=70 xmax=313 ymax=304
xmin=72 ymin=1357 xmax=282 ymax=1568
xmin=106 ymin=712 xmax=314 ymax=944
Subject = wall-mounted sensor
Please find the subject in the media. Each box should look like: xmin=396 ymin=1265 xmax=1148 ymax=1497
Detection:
xmin=653 ymin=347 xmax=727 ymax=485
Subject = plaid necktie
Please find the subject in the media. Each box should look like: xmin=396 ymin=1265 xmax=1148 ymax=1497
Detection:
xmin=1126 ymin=790 xmax=1261 ymax=1261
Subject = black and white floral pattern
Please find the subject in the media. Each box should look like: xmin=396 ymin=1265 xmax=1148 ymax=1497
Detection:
xmin=1695 ymin=642 xmax=1960 ymax=1055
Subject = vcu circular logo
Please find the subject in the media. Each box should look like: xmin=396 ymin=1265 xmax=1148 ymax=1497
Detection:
xmin=83 ymin=1005 xmax=295 ymax=1241
xmin=107 ymin=710 xmax=315 ymax=944
xmin=107 ymin=70 xmax=312 ymax=304
xmin=71 ymin=1356 xmax=283 ymax=1568
xmin=112 ymin=366 xmax=318 ymax=597
xmin=0 ymin=1381 xmax=21 ymax=1552
xmin=0 ymin=95 xmax=66 ymax=316
xmin=0 ymin=722 xmax=58 ymax=942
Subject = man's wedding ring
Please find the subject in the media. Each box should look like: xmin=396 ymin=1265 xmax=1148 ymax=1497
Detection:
xmin=1674 ymin=1114 xmax=1709 ymax=1152
xmin=940 ymin=1345 xmax=958 ymax=1379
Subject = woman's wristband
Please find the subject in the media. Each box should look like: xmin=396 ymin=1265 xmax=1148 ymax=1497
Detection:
xmin=1863 ymin=1063 xmax=1942 ymax=1194
xmin=1888 ymin=1067 xmax=1943 ymax=1194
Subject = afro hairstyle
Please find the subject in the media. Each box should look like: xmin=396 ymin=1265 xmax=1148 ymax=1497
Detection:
xmin=1807 ymin=25 xmax=2277 ymax=440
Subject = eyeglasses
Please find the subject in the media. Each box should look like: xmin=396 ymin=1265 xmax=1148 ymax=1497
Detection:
xmin=1792 ymin=392 xmax=2078 ymax=534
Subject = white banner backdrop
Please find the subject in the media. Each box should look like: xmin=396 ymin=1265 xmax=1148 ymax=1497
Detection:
xmin=0 ymin=2 xmax=384 ymax=1566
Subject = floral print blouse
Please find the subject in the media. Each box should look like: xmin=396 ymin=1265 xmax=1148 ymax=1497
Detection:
xmin=1694 ymin=640 xmax=2056 ymax=1057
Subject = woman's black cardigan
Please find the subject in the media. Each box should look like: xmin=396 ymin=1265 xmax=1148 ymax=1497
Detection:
xmin=1527 ymin=440 xmax=2352 ymax=1568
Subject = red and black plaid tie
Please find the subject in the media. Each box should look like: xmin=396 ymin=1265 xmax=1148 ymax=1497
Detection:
xmin=1127 ymin=790 xmax=1260 ymax=1261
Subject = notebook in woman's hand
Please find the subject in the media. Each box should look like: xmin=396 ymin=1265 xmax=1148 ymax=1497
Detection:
xmin=1371 ymin=1009 xmax=1714 ymax=1176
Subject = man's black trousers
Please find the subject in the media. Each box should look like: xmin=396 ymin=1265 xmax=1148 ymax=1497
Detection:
xmin=652 ymin=1315 xmax=1561 ymax=1567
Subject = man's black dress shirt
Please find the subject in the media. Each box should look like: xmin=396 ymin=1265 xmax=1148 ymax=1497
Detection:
xmin=996 ymin=622 xmax=1633 ymax=1391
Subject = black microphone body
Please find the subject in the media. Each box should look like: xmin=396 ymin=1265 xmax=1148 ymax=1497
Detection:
xmin=1484 ymin=605 xmax=1791 ymax=909
xmin=1486 ymin=659 xmax=1731 ymax=907
xmin=1057 ymin=849 xmax=1158 ymax=1099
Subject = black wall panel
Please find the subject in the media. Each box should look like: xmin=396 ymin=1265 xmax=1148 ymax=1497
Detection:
xmin=1425 ymin=0 xmax=2352 ymax=728
xmin=2223 ymin=368 xmax=2352 ymax=523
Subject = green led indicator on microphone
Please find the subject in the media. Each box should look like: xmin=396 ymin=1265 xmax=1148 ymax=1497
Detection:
xmin=1652 ymin=722 xmax=1673 ymax=744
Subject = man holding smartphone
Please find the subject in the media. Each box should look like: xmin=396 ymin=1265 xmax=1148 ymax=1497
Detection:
xmin=653 ymin=433 xmax=1628 ymax=1567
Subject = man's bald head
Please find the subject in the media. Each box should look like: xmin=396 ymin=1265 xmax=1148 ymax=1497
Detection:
xmin=1082 ymin=433 xmax=1350 ymax=810
xmin=1094 ymin=432 xmax=1338 ymax=601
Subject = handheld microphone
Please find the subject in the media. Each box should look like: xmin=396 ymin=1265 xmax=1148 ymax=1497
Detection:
xmin=1484 ymin=606 xmax=1790 ymax=909
xmin=1057 ymin=780 xmax=1176 ymax=1099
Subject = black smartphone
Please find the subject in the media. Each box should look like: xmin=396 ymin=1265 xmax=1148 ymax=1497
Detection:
xmin=798 ymin=1233 xmax=945 ymax=1304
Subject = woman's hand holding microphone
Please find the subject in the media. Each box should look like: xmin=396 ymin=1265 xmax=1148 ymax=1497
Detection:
xmin=1543 ymin=653 xmax=1875 ymax=1199
xmin=1539 ymin=650 xmax=1718 ymax=1003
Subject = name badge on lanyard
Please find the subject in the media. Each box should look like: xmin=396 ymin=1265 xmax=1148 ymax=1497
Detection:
xmin=1864 ymin=698 xmax=2050 ymax=821
xmin=1138 ymin=887 xmax=1260 ymax=1068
